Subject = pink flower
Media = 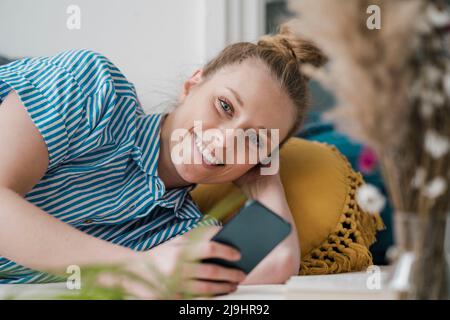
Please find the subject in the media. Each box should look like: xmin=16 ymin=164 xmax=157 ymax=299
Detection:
xmin=358 ymin=147 xmax=378 ymax=174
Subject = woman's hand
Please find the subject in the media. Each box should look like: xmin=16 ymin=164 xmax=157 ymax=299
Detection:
xmin=102 ymin=226 xmax=246 ymax=299
xmin=232 ymin=163 xmax=301 ymax=285
xmin=233 ymin=163 xmax=283 ymax=200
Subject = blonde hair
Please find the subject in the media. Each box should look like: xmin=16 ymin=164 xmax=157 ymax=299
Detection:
xmin=202 ymin=23 xmax=327 ymax=143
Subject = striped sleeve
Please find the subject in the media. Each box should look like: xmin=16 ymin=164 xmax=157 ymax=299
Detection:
xmin=176 ymin=194 xmax=222 ymax=234
xmin=0 ymin=49 xmax=132 ymax=170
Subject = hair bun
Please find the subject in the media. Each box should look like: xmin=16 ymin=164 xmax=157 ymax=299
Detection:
xmin=257 ymin=22 xmax=327 ymax=68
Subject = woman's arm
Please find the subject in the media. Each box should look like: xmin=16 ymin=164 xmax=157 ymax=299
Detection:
xmin=234 ymin=168 xmax=301 ymax=285
xmin=0 ymin=91 xmax=139 ymax=274
xmin=0 ymin=91 xmax=244 ymax=298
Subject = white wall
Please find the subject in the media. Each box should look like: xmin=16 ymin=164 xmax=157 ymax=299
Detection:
xmin=0 ymin=0 xmax=201 ymax=112
xmin=0 ymin=0 xmax=266 ymax=112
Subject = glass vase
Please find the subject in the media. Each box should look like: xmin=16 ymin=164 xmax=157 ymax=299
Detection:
xmin=389 ymin=211 xmax=449 ymax=299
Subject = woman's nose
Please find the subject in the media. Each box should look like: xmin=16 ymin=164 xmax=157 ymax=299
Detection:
xmin=203 ymin=129 xmax=239 ymax=161
xmin=206 ymin=127 xmax=238 ymax=145
xmin=204 ymin=130 xmax=226 ymax=149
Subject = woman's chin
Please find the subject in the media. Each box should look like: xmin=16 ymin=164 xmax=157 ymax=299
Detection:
xmin=174 ymin=163 xmax=232 ymax=185
xmin=175 ymin=163 xmax=214 ymax=184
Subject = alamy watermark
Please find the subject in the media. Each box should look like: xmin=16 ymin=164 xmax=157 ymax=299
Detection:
xmin=366 ymin=265 xmax=382 ymax=290
xmin=66 ymin=4 xmax=81 ymax=30
xmin=66 ymin=264 xmax=81 ymax=290
xmin=367 ymin=4 xmax=381 ymax=30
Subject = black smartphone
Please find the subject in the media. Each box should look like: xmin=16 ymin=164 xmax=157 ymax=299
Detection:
xmin=202 ymin=199 xmax=292 ymax=274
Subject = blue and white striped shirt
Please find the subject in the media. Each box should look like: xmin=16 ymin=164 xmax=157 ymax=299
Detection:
xmin=0 ymin=49 xmax=218 ymax=284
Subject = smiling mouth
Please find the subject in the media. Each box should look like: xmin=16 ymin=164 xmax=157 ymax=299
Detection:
xmin=193 ymin=131 xmax=225 ymax=166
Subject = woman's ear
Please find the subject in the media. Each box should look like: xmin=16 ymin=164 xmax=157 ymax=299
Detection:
xmin=179 ymin=69 xmax=203 ymax=102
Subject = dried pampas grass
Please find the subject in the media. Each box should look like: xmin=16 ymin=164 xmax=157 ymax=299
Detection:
xmin=289 ymin=0 xmax=422 ymax=152
xmin=288 ymin=0 xmax=450 ymax=299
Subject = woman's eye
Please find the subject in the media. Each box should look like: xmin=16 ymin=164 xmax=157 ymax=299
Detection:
xmin=219 ymin=98 xmax=233 ymax=114
xmin=250 ymin=133 xmax=264 ymax=149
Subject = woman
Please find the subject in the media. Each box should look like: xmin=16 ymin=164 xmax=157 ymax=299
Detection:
xmin=0 ymin=25 xmax=325 ymax=297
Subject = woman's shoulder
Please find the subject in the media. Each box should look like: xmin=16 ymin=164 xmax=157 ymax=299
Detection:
xmin=49 ymin=49 xmax=138 ymax=99
xmin=50 ymin=49 xmax=115 ymax=72
xmin=0 ymin=49 xmax=142 ymax=170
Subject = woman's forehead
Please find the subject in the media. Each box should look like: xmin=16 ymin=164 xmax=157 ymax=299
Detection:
xmin=211 ymin=58 xmax=273 ymax=83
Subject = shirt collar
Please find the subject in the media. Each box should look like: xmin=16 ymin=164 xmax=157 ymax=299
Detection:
xmin=158 ymin=183 xmax=198 ymax=214
xmin=133 ymin=112 xmax=198 ymax=215
xmin=132 ymin=112 xmax=165 ymax=177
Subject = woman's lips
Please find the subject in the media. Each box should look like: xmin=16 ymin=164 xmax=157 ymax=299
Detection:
xmin=191 ymin=131 xmax=224 ymax=168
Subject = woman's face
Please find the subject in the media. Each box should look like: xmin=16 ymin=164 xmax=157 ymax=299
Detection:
xmin=162 ymin=58 xmax=296 ymax=185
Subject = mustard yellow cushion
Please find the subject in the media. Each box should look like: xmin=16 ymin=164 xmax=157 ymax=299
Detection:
xmin=190 ymin=137 xmax=384 ymax=275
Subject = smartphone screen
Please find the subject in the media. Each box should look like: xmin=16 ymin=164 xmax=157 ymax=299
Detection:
xmin=202 ymin=200 xmax=292 ymax=274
